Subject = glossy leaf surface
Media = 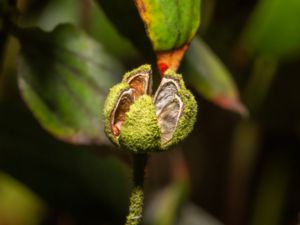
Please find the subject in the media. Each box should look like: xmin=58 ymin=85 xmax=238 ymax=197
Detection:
xmin=135 ymin=0 xmax=201 ymax=52
xmin=17 ymin=24 xmax=123 ymax=145
xmin=135 ymin=0 xmax=201 ymax=71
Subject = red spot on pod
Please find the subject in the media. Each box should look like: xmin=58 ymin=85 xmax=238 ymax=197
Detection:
xmin=112 ymin=126 xmax=120 ymax=136
xmin=158 ymin=63 xmax=169 ymax=76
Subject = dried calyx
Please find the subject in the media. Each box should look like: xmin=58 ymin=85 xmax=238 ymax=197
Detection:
xmin=104 ymin=64 xmax=197 ymax=153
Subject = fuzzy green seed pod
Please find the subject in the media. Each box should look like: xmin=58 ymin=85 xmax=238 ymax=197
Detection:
xmin=119 ymin=95 xmax=161 ymax=153
xmin=103 ymin=64 xmax=197 ymax=153
xmin=160 ymin=69 xmax=198 ymax=149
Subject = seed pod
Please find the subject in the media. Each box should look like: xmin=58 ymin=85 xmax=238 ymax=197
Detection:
xmin=103 ymin=64 xmax=197 ymax=153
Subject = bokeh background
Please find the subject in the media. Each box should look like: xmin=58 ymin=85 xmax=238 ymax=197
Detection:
xmin=0 ymin=0 xmax=299 ymax=225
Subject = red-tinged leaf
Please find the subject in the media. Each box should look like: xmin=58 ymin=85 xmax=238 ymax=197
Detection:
xmin=134 ymin=0 xmax=201 ymax=71
xmin=185 ymin=38 xmax=248 ymax=116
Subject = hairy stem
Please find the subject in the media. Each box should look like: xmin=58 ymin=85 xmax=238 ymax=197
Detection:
xmin=125 ymin=154 xmax=148 ymax=225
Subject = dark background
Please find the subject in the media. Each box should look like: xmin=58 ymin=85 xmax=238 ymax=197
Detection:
xmin=0 ymin=0 xmax=299 ymax=225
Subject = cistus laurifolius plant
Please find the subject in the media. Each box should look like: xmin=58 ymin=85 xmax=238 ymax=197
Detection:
xmin=104 ymin=64 xmax=197 ymax=153
xmin=103 ymin=64 xmax=197 ymax=225
xmin=0 ymin=0 xmax=255 ymax=224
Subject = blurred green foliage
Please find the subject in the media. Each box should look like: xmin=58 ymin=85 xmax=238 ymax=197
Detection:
xmin=184 ymin=38 xmax=247 ymax=115
xmin=18 ymin=24 xmax=122 ymax=145
xmin=0 ymin=172 xmax=45 ymax=225
xmin=241 ymin=0 xmax=300 ymax=59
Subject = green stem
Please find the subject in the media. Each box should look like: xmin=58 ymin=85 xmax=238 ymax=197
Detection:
xmin=125 ymin=154 xmax=148 ymax=225
xmin=243 ymin=55 xmax=278 ymax=114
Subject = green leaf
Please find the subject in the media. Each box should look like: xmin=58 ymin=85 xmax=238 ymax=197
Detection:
xmin=97 ymin=0 xmax=201 ymax=71
xmin=17 ymin=24 xmax=123 ymax=145
xmin=135 ymin=0 xmax=201 ymax=51
xmin=185 ymin=38 xmax=247 ymax=116
xmin=134 ymin=0 xmax=201 ymax=71
xmin=241 ymin=0 xmax=300 ymax=59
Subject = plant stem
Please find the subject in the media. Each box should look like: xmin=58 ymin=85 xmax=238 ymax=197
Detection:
xmin=125 ymin=154 xmax=148 ymax=225
xmin=243 ymin=55 xmax=278 ymax=114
